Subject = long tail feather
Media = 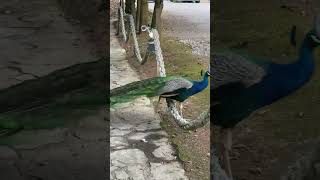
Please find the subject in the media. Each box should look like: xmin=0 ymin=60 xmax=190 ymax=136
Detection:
xmin=110 ymin=76 xmax=176 ymax=107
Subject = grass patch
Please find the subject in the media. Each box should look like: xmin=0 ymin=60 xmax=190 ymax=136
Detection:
xmin=160 ymin=119 xmax=191 ymax=162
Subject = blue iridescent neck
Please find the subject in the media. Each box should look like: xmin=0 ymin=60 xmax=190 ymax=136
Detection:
xmin=191 ymin=73 xmax=209 ymax=93
xmin=285 ymin=31 xmax=318 ymax=88
xmin=296 ymin=31 xmax=318 ymax=66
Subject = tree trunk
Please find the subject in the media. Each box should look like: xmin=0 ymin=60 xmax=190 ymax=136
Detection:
xmin=140 ymin=0 xmax=149 ymax=27
xmin=136 ymin=0 xmax=141 ymax=33
xmin=125 ymin=0 xmax=131 ymax=14
xmin=151 ymin=0 xmax=163 ymax=34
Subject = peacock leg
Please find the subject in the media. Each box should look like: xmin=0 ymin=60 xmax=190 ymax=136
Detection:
xmin=179 ymin=102 xmax=183 ymax=117
xmin=222 ymin=128 xmax=233 ymax=180
xmin=155 ymin=97 xmax=161 ymax=112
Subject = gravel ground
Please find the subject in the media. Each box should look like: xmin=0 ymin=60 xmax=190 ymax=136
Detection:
xmin=149 ymin=1 xmax=210 ymax=58
xmin=179 ymin=39 xmax=210 ymax=57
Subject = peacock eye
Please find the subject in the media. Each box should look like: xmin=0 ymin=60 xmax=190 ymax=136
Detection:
xmin=311 ymin=34 xmax=320 ymax=44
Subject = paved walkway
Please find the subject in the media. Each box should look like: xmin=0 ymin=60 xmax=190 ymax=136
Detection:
xmin=0 ymin=0 xmax=105 ymax=179
xmin=110 ymin=20 xmax=188 ymax=180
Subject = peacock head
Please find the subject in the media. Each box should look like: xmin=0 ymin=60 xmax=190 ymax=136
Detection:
xmin=200 ymin=69 xmax=211 ymax=78
xmin=309 ymin=14 xmax=320 ymax=46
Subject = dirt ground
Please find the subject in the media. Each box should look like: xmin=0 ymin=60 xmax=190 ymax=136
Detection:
xmin=213 ymin=0 xmax=320 ymax=180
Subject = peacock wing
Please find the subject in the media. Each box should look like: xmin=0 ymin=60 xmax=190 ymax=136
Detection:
xmin=157 ymin=77 xmax=193 ymax=96
xmin=211 ymin=53 xmax=267 ymax=90
xmin=110 ymin=76 xmax=176 ymax=106
xmin=210 ymin=52 xmax=268 ymax=105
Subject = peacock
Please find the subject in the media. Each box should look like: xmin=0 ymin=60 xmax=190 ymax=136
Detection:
xmin=211 ymin=15 xmax=320 ymax=179
xmin=110 ymin=70 xmax=210 ymax=118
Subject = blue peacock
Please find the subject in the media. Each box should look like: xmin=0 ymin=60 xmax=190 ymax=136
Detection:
xmin=211 ymin=15 xmax=320 ymax=179
xmin=110 ymin=70 xmax=210 ymax=117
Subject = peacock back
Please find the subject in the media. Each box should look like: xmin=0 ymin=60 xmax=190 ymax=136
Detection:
xmin=211 ymin=51 xmax=272 ymax=128
xmin=110 ymin=76 xmax=186 ymax=107
xmin=211 ymin=51 xmax=268 ymax=90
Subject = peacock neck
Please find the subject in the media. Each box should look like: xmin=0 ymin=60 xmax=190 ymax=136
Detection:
xmin=191 ymin=74 xmax=209 ymax=94
xmin=278 ymin=32 xmax=317 ymax=92
xmin=295 ymin=33 xmax=317 ymax=67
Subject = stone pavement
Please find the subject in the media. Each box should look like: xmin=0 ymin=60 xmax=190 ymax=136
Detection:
xmin=0 ymin=0 xmax=106 ymax=179
xmin=0 ymin=109 xmax=106 ymax=180
xmin=110 ymin=20 xmax=188 ymax=180
xmin=0 ymin=0 xmax=95 ymax=90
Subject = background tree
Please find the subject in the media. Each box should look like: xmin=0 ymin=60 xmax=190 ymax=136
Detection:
xmin=151 ymin=0 xmax=163 ymax=34
xmin=140 ymin=0 xmax=149 ymax=26
xmin=125 ymin=0 xmax=131 ymax=14
xmin=135 ymin=0 xmax=149 ymax=33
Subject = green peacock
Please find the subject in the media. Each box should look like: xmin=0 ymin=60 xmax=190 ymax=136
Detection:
xmin=110 ymin=70 xmax=210 ymax=117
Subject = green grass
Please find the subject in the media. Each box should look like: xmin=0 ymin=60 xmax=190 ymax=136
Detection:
xmin=160 ymin=119 xmax=191 ymax=162
xmin=161 ymin=37 xmax=210 ymax=111
xmin=126 ymin=28 xmax=210 ymax=110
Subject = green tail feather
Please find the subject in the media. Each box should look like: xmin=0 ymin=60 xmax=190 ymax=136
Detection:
xmin=110 ymin=76 xmax=178 ymax=107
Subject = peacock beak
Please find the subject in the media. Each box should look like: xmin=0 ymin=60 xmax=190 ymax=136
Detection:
xmin=311 ymin=34 xmax=320 ymax=44
xmin=207 ymin=71 xmax=211 ymax=76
